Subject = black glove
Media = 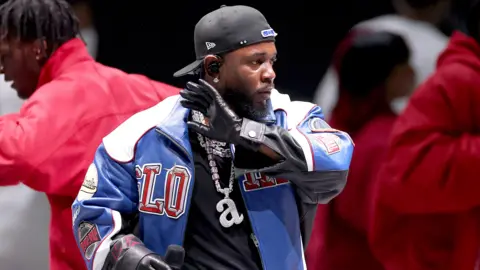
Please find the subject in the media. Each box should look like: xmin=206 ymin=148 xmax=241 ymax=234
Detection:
xmin=137 ymin=253 xmax=172 ymax=270
xmin=180 ymin=79 xmax=260 ymax=152
xmin=102 ymin=234 xmax=184 ymax=270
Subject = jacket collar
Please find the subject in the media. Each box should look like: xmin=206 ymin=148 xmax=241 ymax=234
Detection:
xmin=155 ymin=97 xmax=192 ymax=159
xmin=37 ymin=38 xmax=93 ymax=89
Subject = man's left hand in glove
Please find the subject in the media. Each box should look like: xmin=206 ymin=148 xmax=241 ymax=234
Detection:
xmin=180 ymin=79 xmax=266 ymax=154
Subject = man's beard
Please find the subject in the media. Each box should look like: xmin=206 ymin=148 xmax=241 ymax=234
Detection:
xmin=222 ymin=87 xmax=270 ymax=120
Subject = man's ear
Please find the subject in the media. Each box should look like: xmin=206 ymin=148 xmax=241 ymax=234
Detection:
xmin=203 ymin=55 xmax=223 ymax=77
xmin=31 ymin=39 xmax=48 ymax=60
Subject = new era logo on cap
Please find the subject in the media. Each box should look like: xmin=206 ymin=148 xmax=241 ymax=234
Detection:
xmin=205 ymin=42 xmax=216 ymax=50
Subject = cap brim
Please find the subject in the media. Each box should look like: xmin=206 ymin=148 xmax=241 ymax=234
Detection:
xmin=173 ymin=59 xmax=203 ymax=77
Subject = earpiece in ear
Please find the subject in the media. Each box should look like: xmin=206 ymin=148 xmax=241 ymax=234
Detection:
xmin=207 ymin=61 xmax=221 ymax=75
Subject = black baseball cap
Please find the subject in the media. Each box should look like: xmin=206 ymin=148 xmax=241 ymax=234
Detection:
xmin=173 ymin=5 xmax=277 ymax=77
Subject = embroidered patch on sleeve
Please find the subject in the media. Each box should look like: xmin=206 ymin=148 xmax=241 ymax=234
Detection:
xmin=77 ymin=163 xmax=98 ymax=201
xmin=78 ymin=222 xmax=101 ymax=260
xmin=312 ymin=133 xmax=341 ymax=155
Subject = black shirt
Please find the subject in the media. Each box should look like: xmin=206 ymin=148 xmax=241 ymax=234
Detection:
xmin=182 ymin=130 xmax=263 ymax=270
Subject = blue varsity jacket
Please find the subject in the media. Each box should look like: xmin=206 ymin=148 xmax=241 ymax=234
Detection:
xmin=72 ymin=90 xmax=354 ymax=270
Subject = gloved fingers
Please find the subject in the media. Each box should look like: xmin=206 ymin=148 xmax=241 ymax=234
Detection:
xmin=187 ymin=121 xmax=214 ymax=138
xmin=198 ymin=79 xmax=223 ymax=102
xmin=180 ymin=100 xmax=209 ymax=116
xmin=148 ymin=257 xmax=172 ymax=270
xmin=180 ymin=89 xmax=211 ymax=109
xmin=186 ymin=81 xmax=214 ymax=103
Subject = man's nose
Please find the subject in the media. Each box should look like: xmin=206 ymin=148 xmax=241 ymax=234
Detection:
xmin=261 ymin=63 xmax=276 ymax=82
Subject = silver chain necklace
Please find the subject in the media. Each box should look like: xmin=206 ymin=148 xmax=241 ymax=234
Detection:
xmin=192 ymin=110 xmax=244 ymax=228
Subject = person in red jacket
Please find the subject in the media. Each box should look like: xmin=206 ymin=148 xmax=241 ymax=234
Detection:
xmin=0 ymin=0 xmax=179 ymax=269
xmin=369 ymin=1 xmax=480 ymax=270
xmin=306 ymin=31 xmax=414 ymax=270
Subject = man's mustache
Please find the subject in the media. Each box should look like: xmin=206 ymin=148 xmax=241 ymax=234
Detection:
xmin=257 ymin=84 xmax=274 ymax=93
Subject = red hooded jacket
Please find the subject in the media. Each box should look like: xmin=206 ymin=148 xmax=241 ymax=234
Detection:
xmin=0 ymin=38 xmax=179 ymax=269
xmin=369 ymin=31 xmax=480 ymax=270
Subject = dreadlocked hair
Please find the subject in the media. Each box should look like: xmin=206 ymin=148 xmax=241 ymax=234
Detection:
xmin=0 ymin=0 xmax=80 ymax=56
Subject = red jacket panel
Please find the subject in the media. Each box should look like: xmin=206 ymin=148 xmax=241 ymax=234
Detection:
xmin=370 ymin=32 xmax=480 ymax=270
xmin=0 ymin=38 xmax=179 ymax=270
xmin=306 ymin=113 xmax=395 ymax=270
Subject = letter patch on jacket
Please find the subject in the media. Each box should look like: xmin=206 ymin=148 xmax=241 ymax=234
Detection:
xmin=312 ymin=133 xmax=341 ymax=155
xmin=136 ymin=164 xmax=191 ymax=219
xmin=78 ymin=222 xmax=101 ymax=260
xmin=242 ymin=172 xmax=289 ymax=191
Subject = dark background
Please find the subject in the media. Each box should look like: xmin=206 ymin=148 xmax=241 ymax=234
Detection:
xmin=89 ymin=0 xmax=396 ymax=101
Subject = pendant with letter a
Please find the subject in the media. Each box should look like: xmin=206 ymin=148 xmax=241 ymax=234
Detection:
xmin=193 ymin=110 xmax=244 ymax=228
xmin=216 ymin=196 xmax=244 ymax=228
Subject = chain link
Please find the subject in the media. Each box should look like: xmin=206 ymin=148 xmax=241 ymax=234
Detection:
xmin=193 ymin=110 xmax=235 ymax=198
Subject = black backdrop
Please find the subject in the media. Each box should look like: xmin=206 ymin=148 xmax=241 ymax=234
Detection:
xmin=90 ymin=0 xmax=394 ymax=100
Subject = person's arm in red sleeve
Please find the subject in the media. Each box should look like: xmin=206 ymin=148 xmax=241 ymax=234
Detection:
xmin=0 ymin=99 xmax=49 ymax=185
xmin=125 ymin=75 xmax=180 ymax=102
xmin=150 ymin=80 xmax=180 ymax=99
xmin=0 ymin=82 xmax=81 ymax=195
xmin=378 ymin=66 xmax=480 ymax=214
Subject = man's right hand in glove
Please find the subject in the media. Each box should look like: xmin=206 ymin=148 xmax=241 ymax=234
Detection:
xmin=102 ymin=234 xmax=184 ymax=270
xmin=136 ymin=253 xmax=172 ymax=270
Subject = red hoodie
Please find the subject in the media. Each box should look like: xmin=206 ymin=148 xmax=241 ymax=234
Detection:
xmin=306 ymin=30 xmax=396 ymax=269
xmin=369 ymin=31 xmax=480 ymax=270
xmin=0 ymin=38 xmax=179 ymax=270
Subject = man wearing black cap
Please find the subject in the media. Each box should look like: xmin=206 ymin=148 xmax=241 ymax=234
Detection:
xmin=72 ymin=5 xmax=354 ymax=270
